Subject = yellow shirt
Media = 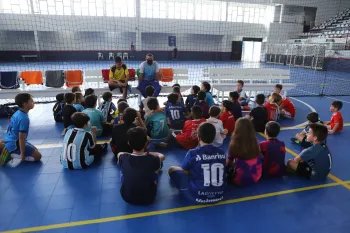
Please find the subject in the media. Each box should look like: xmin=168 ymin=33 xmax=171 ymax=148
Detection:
xmin=109 ymin=65 xmax=129 ymax=81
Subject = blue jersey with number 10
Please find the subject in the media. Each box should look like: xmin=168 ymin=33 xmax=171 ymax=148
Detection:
xmin=165 ymin=102 xmax=187 ymax=129
xmin=182 ymin=145 xmax=227 ymax=204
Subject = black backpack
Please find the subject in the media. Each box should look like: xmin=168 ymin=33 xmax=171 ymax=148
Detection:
xmin=53 ymin=102 xmax=65 ymax=122
xmin=0 ymin=105 xmax=19 ymax=119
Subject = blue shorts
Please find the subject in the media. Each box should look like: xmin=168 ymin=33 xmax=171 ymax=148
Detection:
xmin=138 ymin=79 xmax=161 ymax=98
xmin=169 ymin=170 xmax=196 ymax=203
xmin=6 ymin=141 xmax=37 ymax=157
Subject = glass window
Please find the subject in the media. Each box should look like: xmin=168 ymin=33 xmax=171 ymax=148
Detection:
xmin=106 ymin=0 xmax=135 ymax=17
xmin=2 ymin=0 xmax=31 ymax=14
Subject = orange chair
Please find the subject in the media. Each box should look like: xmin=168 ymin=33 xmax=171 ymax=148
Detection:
xmin=65 ymin=70 xmax=83 ymax=88
xmin=20 ymin=71 xmax=43 ymax=85
xmin=128 ymin=68 xmax=136 ymax=81
xmin=159 ymin=68 xmax=174 ymax=82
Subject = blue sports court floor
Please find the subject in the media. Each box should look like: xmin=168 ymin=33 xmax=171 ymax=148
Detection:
xmin=1 ymin=61 xmax=350 ymax=233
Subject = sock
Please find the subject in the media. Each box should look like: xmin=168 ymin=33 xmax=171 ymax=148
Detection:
xmin=11 ymin=153 xmax=21 ymax=159
xmin=25 ymin=156 xmax=35 ymax=162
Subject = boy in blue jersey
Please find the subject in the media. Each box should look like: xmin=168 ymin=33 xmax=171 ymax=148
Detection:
xmin=165 ymin=93 xmax=189 ymax=130
xmin=287 ymin=123 xmax=331 ymax=180
xmin=146 ymin=97 xmax=170 ymax=148
xmin=194 ymin=91 xmax=209 ymax=119
xmin=74 ymin=92 xmax=84 ymax=112
xmin=83 ymin=95 xmax=113 ymax=137
xmin=168 ymin=123 xmax=227 ymax=204
xmin=99 ymin=92 xmax=117 ymax=123
xmin=185 ymin=85 xmax=200 ymax=111
xmin=201 ymin=82 xmax=214 ymax=107
xmin=61 ymin=112 xmax=107 ymax=170
xmin=53 ymin=93 xmax=65 ymax=122
xmin=0 ymin=93 xmax=42 ymax=166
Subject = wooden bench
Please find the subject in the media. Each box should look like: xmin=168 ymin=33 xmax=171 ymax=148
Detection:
xmin=21 ymin=55 xmax=38 ymax=62
xmin=207 ymin=68 xmax=296 ymax=101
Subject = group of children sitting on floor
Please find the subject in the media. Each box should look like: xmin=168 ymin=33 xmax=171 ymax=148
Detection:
xmin=0 ymin=80 xmax=344 ymax=206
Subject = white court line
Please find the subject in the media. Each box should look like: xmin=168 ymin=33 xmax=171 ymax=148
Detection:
xmin=324 ymin=96 xmax=350 ymax=104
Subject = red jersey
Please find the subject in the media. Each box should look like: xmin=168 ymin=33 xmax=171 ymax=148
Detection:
xmin=329 ymin=112 xmax=343 ymax=132
xmin=264 ymin=102 xmax=279 ymax=121
xmin=176 ymin=118 xmax=206 ymax=149
xmin=219 ymin=111 xmax=235 ymax=135
xmin=281 ymin=98 xmax=296 ymax=118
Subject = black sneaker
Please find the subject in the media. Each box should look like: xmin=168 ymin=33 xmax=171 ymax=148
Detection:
xmin=290 ymin=138 xmax=300 ymax=144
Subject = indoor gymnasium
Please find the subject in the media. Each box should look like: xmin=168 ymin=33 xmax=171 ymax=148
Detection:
xmin=0 ymin=0 xmax=350 ymax=232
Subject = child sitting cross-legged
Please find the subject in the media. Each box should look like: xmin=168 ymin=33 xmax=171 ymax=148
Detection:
xmin=117 ymin=127 xmax=165 ymax=205
xmin=62 ymin=93 xmax=77 ymax=130
xmin=207 ymin=106 xmax=228 ymax=148
xmin=264 ymin=93 xmax=281 ymax=121
xmin=220 ymin=100 xmax=235 ymax=135
xmin=113 ymin=101 xmax=129 ymax=126
xmin=110 ymin=108 xmax=146 ymax=160
xmin=165 ymin=93 xmax=189 ymax=130
xmin=83 ymin=95 xmax=113 ymax=137
xmin=260 ymin=121 xmax=286 ymax=177
xmin=53 ymin=93 xmax=65 ymax=122
xmin=229 ymin=91 xmax=242 ymax=121
xmin=168 ymin=122 xmax=226 ymax=204
xmin=324 ymin=100 xmax=344 ymax=135
xmin=174 ymin=106 xmax=206 ymax=150
xmin=227 ymin=118 xmax=262 ymax=186
xmin=185 ymin=85 xmax=200 ymax=111
xmin=145 ymin=97 xmax=170 ymax=148
xmin=74 ymin=92 xmax=85 ymax=112
xmin=291 ymin=112 xmax=323 ymax=148
xmin=287 ymin=123 xmax=331 ymax=180
xmin=246 ymin=94 xmax=268 ymax=133
xmin=61 ymin=112 xmax=107 ymax=170
xmin=139 ymin=85 xmax=155 ymax=120
xmin=99 ymin=92 xmax=117 ymax=123
xmin=194 ymin=91 xmax=209 ymax=119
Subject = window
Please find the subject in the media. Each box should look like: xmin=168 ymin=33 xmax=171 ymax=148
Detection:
xmin=31 ymin=0 xmax=71 ymax=15
xmin=140 ymin=0 xmax=167 ymax=19
xmin=2 ymin=0 xmax=31 ymax=14
xmin=106 ymin=0 xmax=135 ymax=17
xmin=227 ymin=3 xmax=267 ymax=24
xmin=195 ymin=0 xmax=226 ymax=21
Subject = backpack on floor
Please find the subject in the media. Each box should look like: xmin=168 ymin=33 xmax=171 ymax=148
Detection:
xmin=53 ymin=101 xmax=65 ymax=122
xmin=0 ymin=71 xmax=20 ymax=89
xmin=0 ymin=105 xmax=19 ymax=120
xmin=45 ymin=70 xmax=65 ymax=88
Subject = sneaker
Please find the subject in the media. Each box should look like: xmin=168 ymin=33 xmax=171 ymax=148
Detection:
xmin=0 ymin=148 xmax=12 ymax=166
xmin=290 ymin=138 xmax=300 ymax=144
xmin=100 ymin=143 xmax=108 ymax=154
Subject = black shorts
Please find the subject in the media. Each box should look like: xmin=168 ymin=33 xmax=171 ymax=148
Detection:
xmin=296 ymin=162 xmax=312 ymax=179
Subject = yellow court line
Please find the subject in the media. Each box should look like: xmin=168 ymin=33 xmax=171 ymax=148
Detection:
xmin=258 ymin=132 xmax=350 ymax=190
xmin=2 ymin=182 xmax=344 ymax=233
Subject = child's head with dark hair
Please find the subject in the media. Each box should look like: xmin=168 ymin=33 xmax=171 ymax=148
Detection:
xmin=122 ymin=107 xmax=137 ymax=125
xmin=307 ymin=112 xmax=320 ymax=123
xmin=222 ymin=100 xmax=232 ymax=112
xmin=275 ymin=84 xmax=283 ymax=94
xmin=145 ymin=85 xmax=155 ymax=97
xmin=191 ymin=85 xmax=200 ymax=95
xmin=72 ymin=112 xmax=90 ymax=128
xmin=331 ymin=100 xmax=343 ymax=112
xmin=64 ymin=93 xmax=76 ymax=105
xmin=173 ymin=86 xmax=181 ymax=95
xmin=127 ymin=127 xmax=149 ymax=151
xmin=255 ymin=94 xmax=265 ymax=105
xmin=307 ymin=123 xmax=328 ymax=143
xmin=265 ymin=121 xmax=280 ymax=138
xmin=172 ymin=84 xmax=180 ymax=89
xmin=270 ymin=93 xmax=282 ymax=105
xmin=198 ymin=122 xmax=216 ymax=144
xmin=229 ymin=91 xmax=239 ymax=102
xmin=72 ymin=86 xmax=81 ymax=93
xmin=117 ymin=98 xmax=127 ymax=104
xmin=84 ymin=88 xmax=95 ymax=97
xmin=102 ymin=92 xmax=113 ymax=102
xmin=84 ymin=95 xmax=97 ymax=108
xmin=167 ymin=93 xmax=179 ymax=105
xmin=236 ymin=80 xmax=244 ymax=91
xmin=147 ymin=97 xmax=159 ymax=111
xmin=209 ymin=106 xmax=221 ymax=118
xmin=201 ymin=81 xmax=211 ymax=92
xmin=56 ymin=93 xmax=64 ymax=102
xmin=15 ymin=93 xmax=34 ymax=109
xmin=75 ymin=93 xmax=84 ymax=104
xmin=191 ymin=105 xmax=202 ymax=119
xmin=197 ymin=91 xmax=206 ymax=101
xmin=118 ymin=101 xmax=129 ymax=114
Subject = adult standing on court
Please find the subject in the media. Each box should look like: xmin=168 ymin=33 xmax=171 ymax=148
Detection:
xmin=108 ymin=56 xmax=130 ymax=99
xmin=138 ymin=53 xmax=161 ymax=98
